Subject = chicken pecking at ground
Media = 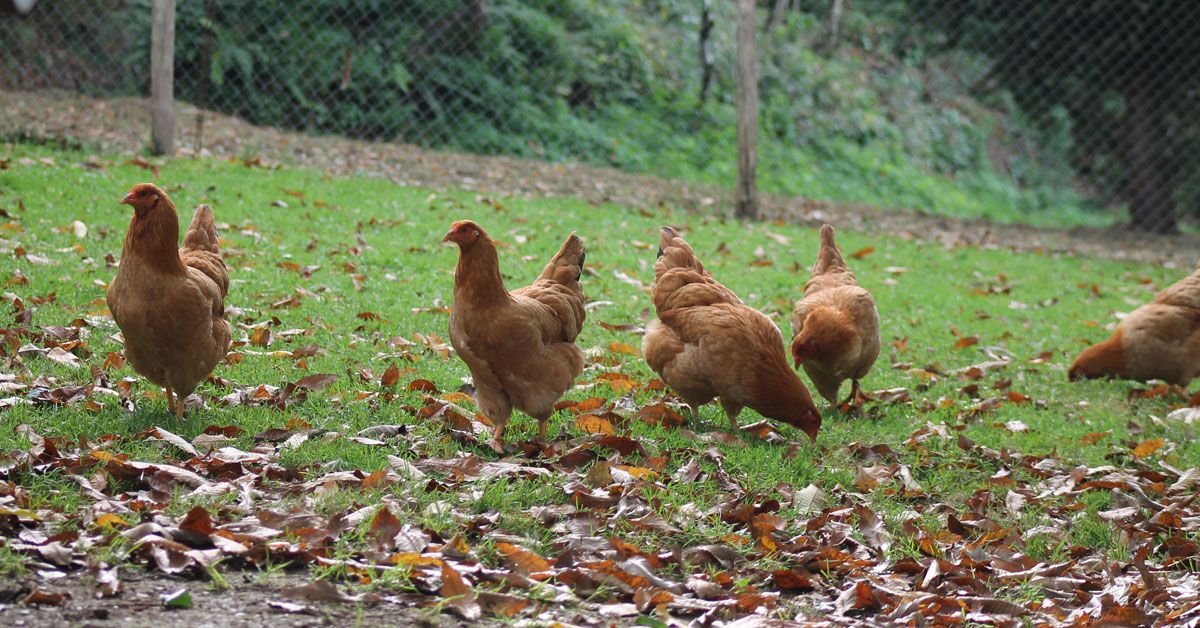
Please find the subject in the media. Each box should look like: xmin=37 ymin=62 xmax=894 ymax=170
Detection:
xmin=107 ymin=183 xmax=231 ymax=417
xmin=643 ymin=226 xmax=821 ymax=441
xmin=444 ymin=220 xmax=587 ymax=453
xmin=1069 ymin=264 xmax=1200 ymax=386
xmin=790 ymin=224 xmax=880 ymax=409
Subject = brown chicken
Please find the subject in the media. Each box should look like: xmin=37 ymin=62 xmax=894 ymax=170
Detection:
xmin=444 ymin=220 xmax=587 ymax=453
xmin=1069 ymin=265 xmax=1200 ymax=386
xmin=642 ymin=226 xmax=821 ymax=440
xmin=107 ymin=183 xmax=231 ymax=417
xmin=790 ymin=224 xmax=880 ymax=408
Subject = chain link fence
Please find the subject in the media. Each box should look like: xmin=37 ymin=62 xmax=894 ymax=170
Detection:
xmin=2 ymin=0 xmax=1197 ymax=234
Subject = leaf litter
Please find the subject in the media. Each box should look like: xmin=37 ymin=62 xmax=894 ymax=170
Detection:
xmin=0 ymin=402 xmax=1197 ymax=625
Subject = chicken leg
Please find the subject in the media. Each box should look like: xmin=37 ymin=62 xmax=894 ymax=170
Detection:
xmin=489 ymin=422 xmax=507 ymax=454
xmin=838 ymin=380 xmax=871 ymax=412
xmin=720 ymin=399 xmax=743 ymax=430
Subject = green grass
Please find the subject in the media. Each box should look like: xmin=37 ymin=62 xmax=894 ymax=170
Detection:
xmin=0 ymin=144 xmax=1194 ymax=595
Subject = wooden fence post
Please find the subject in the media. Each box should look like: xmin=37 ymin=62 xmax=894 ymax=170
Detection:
xmin=150 ymin=0 xmax=176 ymax=156
xmin=735 ymin=0 xmax=759 ymax=220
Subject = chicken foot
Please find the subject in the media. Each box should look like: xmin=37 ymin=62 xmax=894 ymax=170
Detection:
xmin=489 ymin=423 xmax=507 ymax=455
xmin=838 ymin=380 xmax=872 ymax=413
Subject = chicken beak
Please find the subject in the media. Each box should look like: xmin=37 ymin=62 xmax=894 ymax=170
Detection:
xmin=442 ymin=232 xmax=455 ymax=243
xmin=120 ymin=192 xmax=135 ymax=206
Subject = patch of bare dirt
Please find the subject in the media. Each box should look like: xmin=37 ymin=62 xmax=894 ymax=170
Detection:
xmin=2 ymin=89 xmax=1198 ymax=267
xmin=0 ymin=570 xmax=481 ymax=628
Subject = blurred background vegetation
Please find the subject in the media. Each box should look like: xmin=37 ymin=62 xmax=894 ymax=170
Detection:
xmin=3 ymin=0 xmax=1197 ymax=232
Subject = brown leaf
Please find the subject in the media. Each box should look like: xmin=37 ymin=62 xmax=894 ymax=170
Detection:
xmin=439 ymin=563 xmax=481 ymax=620
xmin=638 ymin=402 xmax=686 ymax=429
xmin=294 ymin=373 xmax=337 ymax=390
xmin=407 ymin=379 xmax=439 ymax=393
xmin=836 ymin=580 xmax=887 ymax=614
xmin=24 ymin=590 xmax=68 ymax=606
xmin=380 ymin=363 xmax=400 ymax=388
xmin=954 ymin=336 xmax=980 ymax=349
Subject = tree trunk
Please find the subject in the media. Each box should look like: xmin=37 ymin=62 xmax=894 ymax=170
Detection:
xmin=1123 ymin=64 xmax=1176 ymax=234
xmin=764 ymin=0 xmax=788 ymax=32
xmin=735 ymin=0 xmax=759 ymax=220
xmin=698 ymin=0 xmax=714 ymax=104
xmin=150 ymin=0 xmax=176 ymax=156
xmin=823 ymin=0 xmax=845 ymax=54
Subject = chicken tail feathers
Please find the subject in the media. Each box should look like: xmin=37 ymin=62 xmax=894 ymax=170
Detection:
xmin=537 ymin=232 xmax=586 ymax=285
xmin=813 ymin=224 xmax=847 ymax=275
xmin=180 ymin=204 xmax=229 ymax=298
xmin=182 ymin=205 xmax=220 ymax=255
xmin=656 ymin=226 xmax=703 ymax=273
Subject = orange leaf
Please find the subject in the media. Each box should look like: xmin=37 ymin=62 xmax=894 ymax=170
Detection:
xmin=608 ymin=341 xmax=640 ymax=356
xmin=849 ymin=246 xmax=874 ymax=260
xmin=595 ymin=372 xmax=637 ymax=394
xmin=101 ymin=351 xmax=125 ymax=371
xmin=576 ymin=414 xmax=615 ymax=435
xmin=440 ymin=392 xmax=472 ymax=404
xmin=1132 ymin=438 xmax=1165 ymax=458
xmin=954 ymin=336 xmax=979 ymax=349
xmin=495 ymin=542 xmax=551 ymax=574
xmin=95 ymin=513 xmax=128 ymax=530
xmin=249 ymin=327 xmax=271 ymax=347
xmin=1082 ymin=431 xmax=1111 ymax=445
xmin=1006 ymin=390 xmax=1030 ymax=404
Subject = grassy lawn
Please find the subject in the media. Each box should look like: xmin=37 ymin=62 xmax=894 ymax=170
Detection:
xmin=0 ymin=144 xmax=1196 ymax=623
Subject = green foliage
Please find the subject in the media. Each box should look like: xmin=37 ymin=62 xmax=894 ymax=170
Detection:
xmin=3 ymin=1 xmax=1116 ymax=227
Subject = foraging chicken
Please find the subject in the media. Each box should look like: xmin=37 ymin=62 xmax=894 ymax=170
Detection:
xmin=1069 ymin=266 xmax=1200 ymax=386
xmin=790 ymin=224 xmax=880 ymax=408
xmin=444 ymin=221 xmax=586 ymax=453
xmin=107 ymin=183 xmax=231 ymax=417
xmin=643 ymin=226 xmax=821 ymax=440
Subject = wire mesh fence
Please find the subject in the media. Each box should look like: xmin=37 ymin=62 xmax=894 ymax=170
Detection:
xmin=2 ymin=0 xmax=1197 ymax=234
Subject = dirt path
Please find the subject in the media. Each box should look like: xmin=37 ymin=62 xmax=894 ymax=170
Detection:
xmin=1 ymin=570 xmax=484 ymax=628
xmin=3 ymin=89 xmax=1197 ymax=268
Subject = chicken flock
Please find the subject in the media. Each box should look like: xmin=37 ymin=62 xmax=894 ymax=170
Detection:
xmin=105 ymin=182 xmax=1200 ymax=452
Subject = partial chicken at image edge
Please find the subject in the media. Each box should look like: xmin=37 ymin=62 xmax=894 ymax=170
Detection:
xmin=444 ymin=220 xmax=587 ymax=453
xmin=1069 ymin=262 xmax=1200 ymax=387
xmin=643 ymin=225 xmax=822 ymax=441
xmin=791 ymin=224 xmax=881 ymax=411
xmin=107 ymin=183 xmax=232 ymax=418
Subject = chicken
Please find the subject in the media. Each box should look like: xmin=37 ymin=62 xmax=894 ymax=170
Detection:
xmin=790 ymin=224 xmax=880 ymax=408
xmin=107 ymin=183 xmax=231 ymax=417
xmin=1069 ymin=266 xmax=1200 ymax=386
xmin=444 ymin=220 xmax=586 ymax=453
xmin=642 ymin=226 xmax=821 ymax=440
